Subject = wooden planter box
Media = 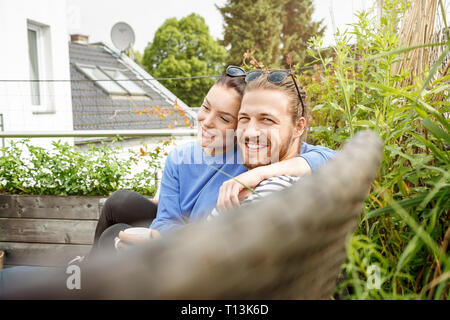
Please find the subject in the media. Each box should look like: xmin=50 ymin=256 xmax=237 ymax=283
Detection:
xmin=0 ymin=194 xmax=105 ymax=267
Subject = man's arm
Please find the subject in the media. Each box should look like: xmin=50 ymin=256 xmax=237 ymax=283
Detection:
xmin=216 ymin=143 xmax=337 ymax=212
xmin=253 ymin=157 xmax=311 ymax=181
xmin=216 ymin=157 xmax=309 ymax=211
xmin=298 ymin=142 xmax=337 ymax=172
xmin=255 ymin=142 xmax=337 ymax=179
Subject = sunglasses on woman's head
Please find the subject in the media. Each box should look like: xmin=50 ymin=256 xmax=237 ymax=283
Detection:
xmin=225 ymin=65 xmax=305 ymax=118
xmin=225 ymin=65 xmax=247 ymax=77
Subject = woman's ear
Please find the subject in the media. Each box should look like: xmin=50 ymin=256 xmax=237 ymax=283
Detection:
xmin=293 ymin=117 xmax=306 ymax=139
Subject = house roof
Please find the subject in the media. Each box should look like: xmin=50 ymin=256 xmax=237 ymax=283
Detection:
xmin=69 ymin=42 xmax=196 ymax=131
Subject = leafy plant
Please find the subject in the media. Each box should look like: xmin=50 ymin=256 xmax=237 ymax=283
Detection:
xmin=300 ymin=0 xmax=449 ymax=299
xmin=0 ymin=139 xmax=164 ymax=197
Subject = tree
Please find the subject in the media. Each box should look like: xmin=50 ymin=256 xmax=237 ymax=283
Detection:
xmin=218 ymin=0 xmax=284 ymax=68
xmin=142 ymin=14 xmax=227 ymax=107
xmin=217 ymin=0 xmax=324 ymax=69
xmin=280 ymin=0 xmax=325 ymax=68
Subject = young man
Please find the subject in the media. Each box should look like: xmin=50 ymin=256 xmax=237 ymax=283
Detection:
xmin=209 ymin=68 xmax=320 ymax=217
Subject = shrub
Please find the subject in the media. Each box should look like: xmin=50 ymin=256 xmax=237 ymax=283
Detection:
xmin=0 ymin=139 xmax=163 ymax=197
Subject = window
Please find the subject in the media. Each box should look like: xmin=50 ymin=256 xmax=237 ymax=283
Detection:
xmin=0 ymin=114 xmax=4 ymax=151
xmin=76 ymin=64 xmax=147 ymax=96
xmin=27 ymin=26 xmax=41 ymax=105
xmin=27 ymin=21 xmax=54 ymax=113
xmin=100 ymin=68 xmax=146 ymax=95
xmin=77 ymin=65 xmax=127 ymax=95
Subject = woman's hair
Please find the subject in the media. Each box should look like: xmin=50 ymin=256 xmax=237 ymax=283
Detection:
xmin=243 ymin=72 xmax=311 ymax=139
xmin=214 ymin=74 xmax=246 ymax=99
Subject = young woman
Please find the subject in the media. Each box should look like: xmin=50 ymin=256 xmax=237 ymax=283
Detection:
xmin=93 ymin=66 xmax=336 ymax=253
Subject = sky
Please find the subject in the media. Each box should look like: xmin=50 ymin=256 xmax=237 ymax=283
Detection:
xmin=66 ymin=0 xmax=375 ymax=53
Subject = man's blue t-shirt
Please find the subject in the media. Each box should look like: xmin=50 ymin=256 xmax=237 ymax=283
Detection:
xmin=150 ymin=141 xmax=336 ymax=235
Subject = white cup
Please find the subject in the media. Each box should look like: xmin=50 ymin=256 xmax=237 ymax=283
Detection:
xmin=114 ymin=227 xmax=151 ymax=249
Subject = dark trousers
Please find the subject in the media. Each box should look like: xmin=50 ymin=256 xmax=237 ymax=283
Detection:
xmin=89 ymin=190 xmax=158 ymax=257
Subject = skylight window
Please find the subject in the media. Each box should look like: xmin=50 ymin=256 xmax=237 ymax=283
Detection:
xmin=100 ymin=68 xmax=146 ymax=95
xmin=77 ymin=65 xmax=127 ymax=94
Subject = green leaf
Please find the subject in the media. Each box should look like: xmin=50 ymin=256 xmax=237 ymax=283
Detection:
xmin=422 ymin=117 xmax=450 ymax=144
xmin=389 ymin=195 xmax=450 ymax=270
xmin=409 ymin=131 xmax=449 ymax=165
xmin=414 ymin=106 xmax=428 ymax=118
xmin=363 ymin=187 xmax=450 ymax=220
xmin=366 ymin=42 xmax=448 ymax=61
xmin=395 ymin=235 xmax=422 ymax=274
xmin=418 ymin=45 xmax=450 ymax=97
xmin=312 ymin=104 xmax=325 ymax=111
xmin=330 ymin=102 xmax=345 ymax=112
xmin=356 ymin=120 xmax=375 ymax=128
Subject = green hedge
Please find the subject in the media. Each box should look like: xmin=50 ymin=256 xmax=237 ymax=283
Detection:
xmin=0 ymin=139 xmax=162 ymax=197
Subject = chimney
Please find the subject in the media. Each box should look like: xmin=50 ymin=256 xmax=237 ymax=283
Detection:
xmin=70 ymin=34 xmax=89 ymax=45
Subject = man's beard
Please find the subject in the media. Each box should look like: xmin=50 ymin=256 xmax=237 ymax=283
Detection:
xmin=241 ymin=134 xmax=294 ymax=169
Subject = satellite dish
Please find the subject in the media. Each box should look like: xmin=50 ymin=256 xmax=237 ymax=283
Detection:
xmin=111 ymin=22 xmax=135 ymax=52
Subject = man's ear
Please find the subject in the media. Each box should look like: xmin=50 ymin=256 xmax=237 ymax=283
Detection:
xmin=293 ymin=117 xmax=306 ymax=139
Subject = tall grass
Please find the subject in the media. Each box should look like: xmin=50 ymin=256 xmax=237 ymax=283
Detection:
xmin=300 ymin=0 xmax=449 ymax=299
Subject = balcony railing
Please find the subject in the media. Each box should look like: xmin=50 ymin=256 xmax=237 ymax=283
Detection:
xmin=0 ymin=128 xmax=197 ymax=138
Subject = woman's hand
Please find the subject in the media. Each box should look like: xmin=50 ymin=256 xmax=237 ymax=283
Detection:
xmin=216 ymin=168 xmax=263 ymax=212
xmin=115 ymin=229 xmax=161 ymax=251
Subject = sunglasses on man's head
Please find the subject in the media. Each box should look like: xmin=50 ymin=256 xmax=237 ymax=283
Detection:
xmin=225 ymin=65 xmax=306 ymax=118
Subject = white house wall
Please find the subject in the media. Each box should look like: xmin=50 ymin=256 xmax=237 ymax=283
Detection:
xmin=0 ymin=0 xmax=73 ymax=148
